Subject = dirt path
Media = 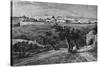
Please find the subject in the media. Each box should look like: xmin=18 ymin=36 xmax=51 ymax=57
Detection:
xmin=14 ymin=49 xmax=68 ymax=66
xmin=78 ymin=52 xmax=96 ymax=61
xmin=14 ymin=49 xmax=96 ymax=66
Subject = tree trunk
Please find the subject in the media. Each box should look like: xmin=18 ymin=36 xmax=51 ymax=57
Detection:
xmin=65 ymin=38 xmax=69 ymax=50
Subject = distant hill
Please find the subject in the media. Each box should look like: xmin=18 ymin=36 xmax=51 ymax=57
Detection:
xmin=12 ymin=1 xmax=97 ymax=19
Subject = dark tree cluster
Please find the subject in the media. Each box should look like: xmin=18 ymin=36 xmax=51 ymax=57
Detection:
xmin=12 ymin=41 xmax=44 ymax=58
xmin=51 ymin=24 xmax=86 ymax=52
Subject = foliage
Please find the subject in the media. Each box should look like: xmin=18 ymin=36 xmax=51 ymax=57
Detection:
xmin=51 ymin=24 xmax=86 ymax=52
xmin=12 ymin=41 xmax=44 ymax=58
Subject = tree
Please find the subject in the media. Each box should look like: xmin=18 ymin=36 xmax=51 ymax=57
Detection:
xmin=52 ymin=24 xmax=86 ymax=52
xmin=52 ymin=25 xmax=70 ymax=50
xmin=58 ymin=26 xmax=70 ymax=50
xmin=13 ymin=41 xmax=30 ymax=58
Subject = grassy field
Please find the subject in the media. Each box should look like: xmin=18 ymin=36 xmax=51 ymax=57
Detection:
xmin=12 ymin=24 xmax=52 ymax=38
xmin=12 ymin=23 xmax=96 ymax=40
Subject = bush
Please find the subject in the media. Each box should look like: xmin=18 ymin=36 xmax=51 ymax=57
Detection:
xmin=12 ymin=41 xmax=43 ymax=58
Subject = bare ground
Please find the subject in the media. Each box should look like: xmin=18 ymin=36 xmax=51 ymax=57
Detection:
xmin=13 ymin=48 xmax=97 ymax=66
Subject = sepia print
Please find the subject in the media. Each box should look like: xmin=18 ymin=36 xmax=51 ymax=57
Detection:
xmin=11 ymin=0 xmax=97 ymax=66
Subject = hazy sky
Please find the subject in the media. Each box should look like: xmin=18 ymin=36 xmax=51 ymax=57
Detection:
xmin=12 ymin=0 xmax=97 ymax=18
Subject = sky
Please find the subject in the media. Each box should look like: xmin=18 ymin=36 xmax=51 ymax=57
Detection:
xmin=12 ymin=0 xmax=97 ymax=18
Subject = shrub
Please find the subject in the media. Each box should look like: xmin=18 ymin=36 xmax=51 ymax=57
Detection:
xmin=12 ymin=41 xmax=42 ymax=58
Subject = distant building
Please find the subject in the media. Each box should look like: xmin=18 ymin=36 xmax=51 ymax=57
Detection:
xmin=56 ymin=19 xmax=66 ymax=23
